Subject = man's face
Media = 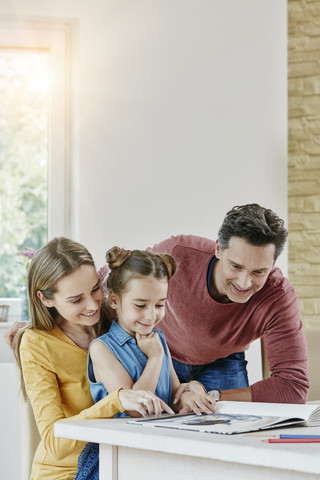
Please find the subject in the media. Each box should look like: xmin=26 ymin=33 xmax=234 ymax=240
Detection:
xmin=213 ymin=236 xmax=276 ymax=303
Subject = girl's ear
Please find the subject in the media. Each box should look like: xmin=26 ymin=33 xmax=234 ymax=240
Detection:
xmin=108 ymin=289 xmax=120 ymax=309
xmin=37 ymin=290 xmax=54 ymax=307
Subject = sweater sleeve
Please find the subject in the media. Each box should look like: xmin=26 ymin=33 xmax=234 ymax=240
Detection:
xmin=20 ymin=331 xmax=124 ymax=462
xmin=251 ymin=287 xmax=310 ymax=404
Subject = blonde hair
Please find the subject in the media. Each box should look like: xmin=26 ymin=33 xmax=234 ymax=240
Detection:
xmin=13 ymin=237 xmax=113 ymax=398
xmin=105 ymin=246 xmax=177 ymax=298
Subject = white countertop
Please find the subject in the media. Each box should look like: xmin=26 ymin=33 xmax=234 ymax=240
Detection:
xmin=55 ymin=417 xmax=320 ymax=475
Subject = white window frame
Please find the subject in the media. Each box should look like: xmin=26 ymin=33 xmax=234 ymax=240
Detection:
xmin=0 ymin=19 xmax=73 ymax=238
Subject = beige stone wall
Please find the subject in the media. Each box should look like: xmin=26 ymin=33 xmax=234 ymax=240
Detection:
xmin=288 ymin=0 xmax=320 ymax=327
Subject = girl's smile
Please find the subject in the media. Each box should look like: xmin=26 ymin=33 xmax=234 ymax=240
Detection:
xmin=81 ymin=309 xmax=99 ymax=317
xmin=109 ymin=276 xmax=168 ymax=338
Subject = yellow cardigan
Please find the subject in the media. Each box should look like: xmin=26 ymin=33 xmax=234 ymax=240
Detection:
xmin=20 ymin=326 xmax=124 ymax=480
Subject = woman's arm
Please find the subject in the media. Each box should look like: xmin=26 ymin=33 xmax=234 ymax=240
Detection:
xmin=19 ymin=327 xmax=131 ymax=463
xmin=22 ymin=341 xmax=173 ymax=461
xmin=21 ymin=350 xmax=123 ymax=462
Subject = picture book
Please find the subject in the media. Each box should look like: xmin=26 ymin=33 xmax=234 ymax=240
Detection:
xmin=127 ymin=401 xmax=320 ymax=435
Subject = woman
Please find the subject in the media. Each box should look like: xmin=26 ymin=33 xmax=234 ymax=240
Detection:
xmin=12 ymin=237 xmax=173 ymax=480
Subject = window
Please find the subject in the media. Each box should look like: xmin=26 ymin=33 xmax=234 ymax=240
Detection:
xmin=0 ymin=21 xmax=72 ymax=319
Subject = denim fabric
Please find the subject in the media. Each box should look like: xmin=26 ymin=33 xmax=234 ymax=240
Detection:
xmin=88 ymin=321 xmax=172 ymax=409
xmin=75 ymin=322 xmax=173 ymax=480
xmin=74 ymin=442 xmax=99 ymax=480
xmin=172 ymin=352 xmax=249 ymax=391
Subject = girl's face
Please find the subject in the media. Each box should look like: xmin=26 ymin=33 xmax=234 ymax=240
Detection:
xmin=109 ymin=276 xmax=168 ymax=337
xmin=38 ymin=264 xmax=103 ymax=328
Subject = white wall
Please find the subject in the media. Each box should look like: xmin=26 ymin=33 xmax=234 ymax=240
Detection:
xmin=75 ymin=0 xmax=288 ymax=272
xmin=0 ymin=1 xmax=287 ymax=478
xmin=0 ymin=363 xmax=21 ymax=480
xmin=0 ymin=0 xmax=287 ymax=270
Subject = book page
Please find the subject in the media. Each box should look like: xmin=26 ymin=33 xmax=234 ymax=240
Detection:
xmin=216 ymin=401 xmax=319 ymax=423
xmin=127 ymin=401 xmax=320 ymax=434
xmin=128 ymin=411 xmax=307 ymax=434
xmin=135 ymin=412 xmax=303 ymax=434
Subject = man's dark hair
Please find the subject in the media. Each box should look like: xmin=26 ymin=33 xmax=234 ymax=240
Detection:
xmin=217 ymin=203 xmax=288 ymax=260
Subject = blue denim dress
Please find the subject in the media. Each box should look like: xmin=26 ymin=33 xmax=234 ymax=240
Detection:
xmin=75 ymin=321 xmax=172 ymax=480
xmin=88 ymin=320 xmax=172 ymax=407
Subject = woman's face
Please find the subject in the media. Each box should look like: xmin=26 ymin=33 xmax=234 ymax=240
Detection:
xmin=38 ymin=264 xmax=103 ymax=327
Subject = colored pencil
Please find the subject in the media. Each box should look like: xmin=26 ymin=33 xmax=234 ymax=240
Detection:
xmin=263 ymin=438 xmax=320 ymax=443
xmin=279 ymin=435 xmax=320 ymax=439
xmin=246 ymin=433 xmax=320 ymax=439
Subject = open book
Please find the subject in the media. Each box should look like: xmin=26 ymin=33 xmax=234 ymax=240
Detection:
xmin=127 ymin=401 xmax=320 ymax=435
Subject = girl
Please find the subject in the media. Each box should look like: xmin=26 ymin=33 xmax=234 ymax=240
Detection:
xmin=75 ymin=247 xmax=216 ymax=479
xmin=90 ymin=246 xmax=215 ymax=413
xmin=13 ymin=238 xmax=173 ymax=480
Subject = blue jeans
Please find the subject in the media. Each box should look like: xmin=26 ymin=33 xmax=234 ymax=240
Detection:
xmin=172 ymin=352 xmax=249 ymax=391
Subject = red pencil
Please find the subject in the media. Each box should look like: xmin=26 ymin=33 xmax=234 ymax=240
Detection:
xmin=263 ymin=438 xmax=320 ymax=444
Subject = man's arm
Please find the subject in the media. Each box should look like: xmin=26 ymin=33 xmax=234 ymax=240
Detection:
xmin=220 ymin=387 xmax=252 ymax=402
xmin=219 ymin=299 xmax=309 ymax=404
xmin=250 ymin=288 xmax=309 ymax=404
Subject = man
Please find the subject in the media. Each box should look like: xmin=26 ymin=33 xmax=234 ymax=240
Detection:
xmin=150 ymin=204 xmax=309 ymax=403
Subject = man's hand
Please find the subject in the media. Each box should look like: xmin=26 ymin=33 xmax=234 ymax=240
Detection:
xmin=4 ymin=321 xmax=27 ymax=348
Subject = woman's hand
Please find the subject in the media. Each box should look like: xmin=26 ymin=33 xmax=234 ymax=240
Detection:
xmin=4 ymin=321 xmax=27 ymax=348
xmin=136 ymin=332 xmax=164 ymax=359
xmin=118 ymin=389 xmax=174 ymax=417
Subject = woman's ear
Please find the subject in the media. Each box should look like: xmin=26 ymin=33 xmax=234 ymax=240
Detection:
xmin=37 ymin=290 xmax=54 ymax=307
xmin=108 ymin=289 xmax=119 ymax=310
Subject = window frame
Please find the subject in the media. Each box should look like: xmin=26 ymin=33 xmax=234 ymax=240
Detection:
xmin=0 ymin=19 xmax=73 ymax=238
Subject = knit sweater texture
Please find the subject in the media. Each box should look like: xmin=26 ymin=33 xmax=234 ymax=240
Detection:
xmin=150 ymin=234 xmax=309 ymax=404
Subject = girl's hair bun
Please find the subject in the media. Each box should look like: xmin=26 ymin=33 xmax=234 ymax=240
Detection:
xmin=106 ymin=246 xmax=132 ymax=270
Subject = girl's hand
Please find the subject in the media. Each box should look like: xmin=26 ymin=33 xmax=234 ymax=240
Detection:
xmin=118 ymin=389 xmax=174 ymax=417
xmin=178 ymin=391 xmax=216 ymax=416
xmin=136 ymin=332 xmax=164 ymax=359
xmin=173 ymin=381 xmax=207 ymax=404
xmin=173 ymin=382 xmax=191 ymax=404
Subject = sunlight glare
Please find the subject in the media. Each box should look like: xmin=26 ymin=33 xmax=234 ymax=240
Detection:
xmin=27 ymin=72 xmax=49 ymax=92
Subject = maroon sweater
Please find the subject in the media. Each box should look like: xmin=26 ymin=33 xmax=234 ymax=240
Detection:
xmin=151 ymin=235 xmax=309 ymax=404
